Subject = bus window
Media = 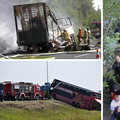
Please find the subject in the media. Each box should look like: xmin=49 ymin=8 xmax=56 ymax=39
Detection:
xmin=93 ymin=93 xmax=101 ymax=99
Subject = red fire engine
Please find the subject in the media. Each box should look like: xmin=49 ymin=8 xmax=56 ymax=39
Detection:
xmin=90 ymin=21 xmax=101 ymax=39
xmin=4 ymin=81 xmax=42 ymax=101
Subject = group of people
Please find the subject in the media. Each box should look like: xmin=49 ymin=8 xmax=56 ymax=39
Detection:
xmin=105 ymin=55 xmax=120 ymax=119
xmin=56 ymin=27 xmax=91 ymax=46
xmin=77 ymin=28 xmax=90 ymax=44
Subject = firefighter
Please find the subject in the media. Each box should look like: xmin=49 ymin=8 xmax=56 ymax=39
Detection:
xmin=77 ymin=28 xmax=82 ymax=43
xmin=87 ymin=28 xmax=90 ymax=44
xmin=0 ymin=90 xmax=3 ymax=102
xmin=83 ymin=29 xmax=88 ymax=44
xmin=60 ymin=29 xmax=72 ymax=44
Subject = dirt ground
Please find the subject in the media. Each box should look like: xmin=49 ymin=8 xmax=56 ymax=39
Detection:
xmin=0 ymin=100 xmax=69 ymax=111
xmin=103 ymin=90 xmax=111 ymax=120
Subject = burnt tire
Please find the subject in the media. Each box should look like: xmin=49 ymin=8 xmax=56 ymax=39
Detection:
xmin=72 ymin=102 xmax=75 ymax=106
xmin=53 ymin=94 xmax=56 ymax=99
xmin=21 ymin=95 xmax=25 ymax=101
xmin=76 ymin=103 xmax=80 ymax=108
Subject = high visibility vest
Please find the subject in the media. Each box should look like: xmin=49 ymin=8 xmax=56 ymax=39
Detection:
xmin=61 ymin=31 xmax=70 ymax=40
xmin=78 ymin=30 xmax=82 ymax=36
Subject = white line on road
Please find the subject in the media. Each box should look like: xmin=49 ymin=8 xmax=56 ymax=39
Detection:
xmin=74 ymin=54 xmax=89 ymax=58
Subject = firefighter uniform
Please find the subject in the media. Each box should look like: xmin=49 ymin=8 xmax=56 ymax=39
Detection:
xmin=60 ymin=30 xmax=72 ymax=43
xmin=77 ymin=28 xmax=82 ymax=43
xmin=83 ymin=29 xmax=88 ymax=44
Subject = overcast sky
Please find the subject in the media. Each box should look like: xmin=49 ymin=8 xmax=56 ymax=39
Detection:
xmin=93 ymin=0 xmax=102 ymax=10
xmin=0 ymin=60 xmax=101 ymax=91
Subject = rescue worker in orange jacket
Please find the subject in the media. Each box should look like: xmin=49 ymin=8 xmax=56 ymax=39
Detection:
xmin=60 ymin=29 xmax=72 ymax=44
xmin=77 ymin=28 xmax=82 ymax=43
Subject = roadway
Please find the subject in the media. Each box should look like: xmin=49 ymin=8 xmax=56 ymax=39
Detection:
xmin=0 ymin=39 xmax=101 ymax=59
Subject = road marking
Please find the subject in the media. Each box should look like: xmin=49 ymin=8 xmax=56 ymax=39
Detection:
xmin=74 ymin=54 xmax=89 ymax=58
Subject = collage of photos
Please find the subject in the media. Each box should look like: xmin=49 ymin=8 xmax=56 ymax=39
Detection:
xmin=103 ymin=0 xmax=120 ymax=120
xmin=0 ymin=0 xmax=103 ymax=120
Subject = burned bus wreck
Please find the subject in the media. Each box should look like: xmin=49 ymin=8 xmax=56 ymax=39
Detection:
xmin=13 ymin=3 xmax=88 ymax=53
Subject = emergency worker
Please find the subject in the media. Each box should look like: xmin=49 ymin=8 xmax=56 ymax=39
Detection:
xmin=77 ymin=28 xmax=82 ymax=43
xmin=60 ymin=30 xmax=72 ymax=44
xmin=0 ymin=90 xmax=3 ymax=102
xmin=83 ymin=29 xmax=88 ymax=44
xmin=87 ymin=28 xmax=90 ymax=44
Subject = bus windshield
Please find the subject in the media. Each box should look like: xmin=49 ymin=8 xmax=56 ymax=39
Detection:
xmin=93 ymin=92 xmax=101 ymax=99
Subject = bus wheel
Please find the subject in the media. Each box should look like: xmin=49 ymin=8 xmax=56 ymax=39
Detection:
xmin=53 ymin=94 xmax=56 ymax=99
xmin=21 ymin=95 xmax=25 ymax=101
xmin=72 ymin=102 xmax=75 ymax=106
xmin=76 ymin=103 xmax=80 ymax=108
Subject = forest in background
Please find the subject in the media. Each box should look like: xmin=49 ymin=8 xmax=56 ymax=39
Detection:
xmin=31 ymin=0 xmax=101 ymax=35
xmin=0 ymin=0 xmax=101 ymax=53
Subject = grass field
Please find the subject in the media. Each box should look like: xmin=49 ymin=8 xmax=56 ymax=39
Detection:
xmin=0 ymin=100 xmax=101 ymax=120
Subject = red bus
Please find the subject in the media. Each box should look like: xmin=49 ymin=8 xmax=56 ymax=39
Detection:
xmin=51 ymin=79 xmax=101 ymax=110
xmin=90 ymin=21 xmax=101 ymax=39
xmin=4 ymin=81 xmax=42 ymax=101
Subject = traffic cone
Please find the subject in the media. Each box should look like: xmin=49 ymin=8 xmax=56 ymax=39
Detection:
xmin=96 ymin=48 xmax=100 ymax=59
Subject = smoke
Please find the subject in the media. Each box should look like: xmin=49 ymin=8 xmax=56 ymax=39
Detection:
xmin=0 ymin=0 xmax=33 ymax=54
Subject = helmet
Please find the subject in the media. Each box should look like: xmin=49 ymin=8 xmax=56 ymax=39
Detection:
xmin=84 ymin=29 xmax=87 ymax=31
xmin=79 ymin=28 xmax=81 ymax=30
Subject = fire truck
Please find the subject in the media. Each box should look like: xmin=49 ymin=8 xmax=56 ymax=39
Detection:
xmin=4 ymin=81 xmax=42 ymax=101
xmin=90 ymin=21 xmax=101 ymax=39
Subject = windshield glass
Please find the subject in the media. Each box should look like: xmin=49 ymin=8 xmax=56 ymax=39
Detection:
xmin=91 ymin=23 xmax=101 ymax=29
xmin=93 ymin=93 xmax=101 ymax=99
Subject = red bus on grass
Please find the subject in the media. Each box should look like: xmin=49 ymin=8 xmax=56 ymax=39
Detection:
xmin=51 ymin=79 xmax=101 ymax=110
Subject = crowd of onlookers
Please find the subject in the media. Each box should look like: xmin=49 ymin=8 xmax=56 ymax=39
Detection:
xmin=104 ymin=55 xmax=120 ymax=120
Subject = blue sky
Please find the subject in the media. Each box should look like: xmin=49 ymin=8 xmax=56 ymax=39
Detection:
xmin=0 ymin=60 xmax=101 ymax=91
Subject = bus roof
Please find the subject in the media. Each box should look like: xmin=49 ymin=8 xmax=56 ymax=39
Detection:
xmin=53 ymin=79 xmax=93 ymax=93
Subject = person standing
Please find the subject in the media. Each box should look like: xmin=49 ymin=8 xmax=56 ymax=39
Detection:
xmin=83 ymin=29 xmax=88 ymax=44
xmin=110 ymin=95 xmax=120 ymax=115
xmin=87 ymin=28 xmax=90 ymax=44
xmin=77 ymin=28 xmax=82 ymax=43
xmin=0 ymin=90 xmax=3 ymax=102
xmin=110 ymin=106 xmax=120 ymax=120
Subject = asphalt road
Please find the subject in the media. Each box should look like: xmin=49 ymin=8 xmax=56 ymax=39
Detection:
xmin=0 ymin=39 xmax=101 ymax=59
xmin=39 ymin=51 xmax=100 ymax=59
